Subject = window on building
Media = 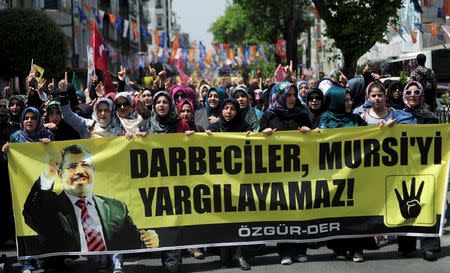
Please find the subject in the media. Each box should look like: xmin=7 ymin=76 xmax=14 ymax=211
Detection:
xmin=44 ymin=0 xmax=58 ymax=9
xmin=157 ymin=15 xmax=163 ymax=29
xmin=156 ymin=0 xmax=162 ymax=8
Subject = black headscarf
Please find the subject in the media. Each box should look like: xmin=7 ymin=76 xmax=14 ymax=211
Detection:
xmin=208 ymin=98 xmax=250 ymax=132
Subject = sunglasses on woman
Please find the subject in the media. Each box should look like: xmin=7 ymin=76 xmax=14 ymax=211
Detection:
xmin=116 ymin=101 xmax=130 ymax=107
xmin=404 ymin=89 xmax=421 ymax=96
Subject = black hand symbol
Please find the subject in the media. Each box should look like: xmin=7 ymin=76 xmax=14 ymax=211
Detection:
xmin=394 ymin=178 xmax=424 ymax=220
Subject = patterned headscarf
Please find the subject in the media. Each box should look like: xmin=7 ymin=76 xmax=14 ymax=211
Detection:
xmin=205 ymin=86 xmax=227 ymax=117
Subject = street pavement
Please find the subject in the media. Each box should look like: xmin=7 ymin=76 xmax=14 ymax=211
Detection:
xmin=2 ymin=227 xmax=450 ymax=273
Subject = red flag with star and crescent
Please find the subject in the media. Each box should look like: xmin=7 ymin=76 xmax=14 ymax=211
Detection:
xmin=87 ymin=22 xmax=115 ymax=94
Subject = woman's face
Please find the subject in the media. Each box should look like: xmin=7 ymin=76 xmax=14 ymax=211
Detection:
xmin=141 ymin=90 xmax=152 ymax=107
xmin=235 ymin=92 xmax=248 ymax=109
xmin=286 ymin=87 xmax=297 ymax=109
xmin=299 ymin=84 xmax=309 ymax=97
xmin=48 ymin=108 xmax=62 ymax=125
xmin=115 ymin=97 xmax=132 ymax=118
xmin=173 ymin=91 xmax=185 ymax=102
xmin=9 ymin=99 xmax=22 ymax=116
xmin=180 ymin=103 xmax=193 ymax=121
xmin=96 ymin=102 xmax=111 ymax=124
xmin=201 ymin=87 xmax=208 ymax=99
xmin=368 ymin=88 xmax=386 ymax=111
xmin=405 ymin=85 xmax=421 ymax=108
xmin=23 ymin=111 xmax=37 ymax=132
xmin=345 ymin=93 xmax=353 ymax=113
xmin=222 ymin=102 xmax=237 ymax=121
xmin=308 ymin=93 xmax=322 ymax=110
xmin=155 ymin=95 xmax=170 ymax=117
xmin=208 ymin=91 xmax=219 ymax=109
xmin=392 ymin=88 xmax=402 ymax=99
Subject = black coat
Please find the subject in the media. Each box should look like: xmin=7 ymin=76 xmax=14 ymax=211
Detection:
xmin=259 ymin=109 xmax=312 ymax=132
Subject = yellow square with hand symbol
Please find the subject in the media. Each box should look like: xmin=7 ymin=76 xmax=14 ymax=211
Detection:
xmin=385 ymin=175 xmax=435 ymax=227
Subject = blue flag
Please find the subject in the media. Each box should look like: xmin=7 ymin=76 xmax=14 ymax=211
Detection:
xmin=414 ymin=23 xmax=423 ymax=34
xmin=77 ymin=6 xmax=87 ymax=22
xmin=411 ymin=0 xmax=423 ymax=14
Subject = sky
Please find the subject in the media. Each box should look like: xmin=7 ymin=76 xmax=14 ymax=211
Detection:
xmin=172 ymin=0 xmax=229 ymax=46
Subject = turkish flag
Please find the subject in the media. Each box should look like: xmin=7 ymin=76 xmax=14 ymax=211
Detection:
xmin=88 ymin=22 xmax=115 ymax=94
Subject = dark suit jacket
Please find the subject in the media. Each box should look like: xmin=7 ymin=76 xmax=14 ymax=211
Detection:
xmin=23 ymin=178 xmax=143 ymax=253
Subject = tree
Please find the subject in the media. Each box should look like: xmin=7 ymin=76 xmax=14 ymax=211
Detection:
xmin=209 ymin=4 xmax=261 ymax=45
xmin=210 ymin=0 xmax=311 ymax=68
xmin=312 ymin=0 xmax=403 ymax=77
xmin=235 ymin=0 xmax=311 ymax=69
xmin=0 ymin=8 xmax=68 ymax=82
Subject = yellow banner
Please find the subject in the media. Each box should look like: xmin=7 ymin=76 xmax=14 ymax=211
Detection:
xmin=8 ymin=125 xmax=450 ymax=258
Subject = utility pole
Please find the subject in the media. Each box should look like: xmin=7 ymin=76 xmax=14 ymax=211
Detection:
xmin=165 ymin=0 xmax=170 ymax=48
xmin=70 ymin=0 xmax=78 ymax=69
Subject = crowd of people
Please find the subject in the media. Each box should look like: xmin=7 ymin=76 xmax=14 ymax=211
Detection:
xmin=0 ymin=53 xmax=442 ymax=273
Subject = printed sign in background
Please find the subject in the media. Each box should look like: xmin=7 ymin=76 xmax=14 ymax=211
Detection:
xmin=8 ymin=125 xmax=450 ymax=259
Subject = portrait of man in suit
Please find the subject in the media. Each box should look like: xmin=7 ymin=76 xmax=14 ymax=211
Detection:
xmin=22 ymin=144 xmax=158 ymax=253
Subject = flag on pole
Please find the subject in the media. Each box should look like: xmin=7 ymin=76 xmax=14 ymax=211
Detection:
xmin=274 ymin=64 xmax=286 ymax=82
xmin=437 ymin=32 xmax=447 ymax=49
xmin=87 ymin=22 xmax=114 ymax=94
xmin=32 ymin=64 xmax=45 ymax=82
xmin=414 ymin=23 xmax=423 ymax=34
xmin=176 ymin=62 xmax=190 ymax=85
xmin=411 ymin=0 xmax=423 ymax=13
xmin=442 ymin=25 xmax=450 ymax=39
xmin=410 ymin=30 xmax=418 ymax=44
xmin=72 ymin=72 xmax=81 ymax=91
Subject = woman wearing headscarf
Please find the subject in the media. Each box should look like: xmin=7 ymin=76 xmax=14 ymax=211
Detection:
xmin=320 ymin=86 xmax=375 ymax=262
xmin=387 ymin=81 xmax=440 ymax=261
xmin=386 ymin=80 xmax=405 ymax=110
xmin=194 ymin=87 xmax=227 ymax=132
xmin=0 ymin=98 xmax=14 ymax=246
xmin=348 ymin=76 xmax=366 ymax=109
xmin=2 ymin=106 xmax=53 ymax=273
xmin=259 ymin=82 xmax=312 ymax=266
xmin=170 ymin=85 xmax=198 ymax=107
xmin=196 ymin=82 xmax=211 ymax=107
xmin=43 ymin=101 xmax=81 ymax=141
xmin=8 ymin=95 xmax=25 ymax=131
xmin=176 ymin=98 xmax=196 ymax=133
xmin=61 ymin=97 xmax=123 ymax=139
xmin=319 ymin=86 xmax=366 ymax=129
xmin=306 ymin=88 xmax=325 ymax=128
xmin=232 ymin=85 xmax=262 ymax=132
xmin=147 ymin=91 xmax=179 ymax=134
xmin=114 ymin=92 xmax=148 ymax=136
xmin=205 ymin=98 xmax=252 ymax=270
xmin=141 ymin=91 xmax=183 ymax=273
xmin=359 ymin=82 xmax=394 ymax=126
xmin=296 ymin=80 xmax=310 ymax=105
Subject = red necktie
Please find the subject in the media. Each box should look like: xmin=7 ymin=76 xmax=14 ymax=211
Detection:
xmin=75 ymin=199 xmax=106 ymax=251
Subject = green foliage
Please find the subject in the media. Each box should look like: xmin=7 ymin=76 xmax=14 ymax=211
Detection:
xmin=209 ymin=4 xmax=263 ymax=45
xmin=312 ymin=0 xmax=403 ymax=75
xmin=442 ymin=84 xmax=450 ymax=107
xmin=235 ymin=0 xmax=311 ymax=42
xmin=0 ymin=8 xmax=68 ymax=80
xmin=399 ymin=71 xmax=408 ymax=86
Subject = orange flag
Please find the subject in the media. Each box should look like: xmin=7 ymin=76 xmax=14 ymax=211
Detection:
xmin=109 ymin=14 xmax=117 ymax=25
xmin=83 ymin=2 xmax=91 ymax=12
xmin=153 ymin=30 xmax=160 ymax=47
xmin=428 ymin=23 xmax=439 ymax=37
xmin=131 ymin=22 xmax=139 ymax=40
xmin=250 ymin=45 xmax=257 ymax=61
xmin=188 ymin=48 xmax=195 ymax=62
xmin=444 ymin=0 xmax=450 ymax=15
xmin=410 ymin=30 xmax=418 ymax=44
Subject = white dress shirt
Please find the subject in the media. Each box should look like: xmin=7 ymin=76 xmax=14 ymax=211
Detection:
xmin=39 ymin=173 xmax=108 ymax=251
